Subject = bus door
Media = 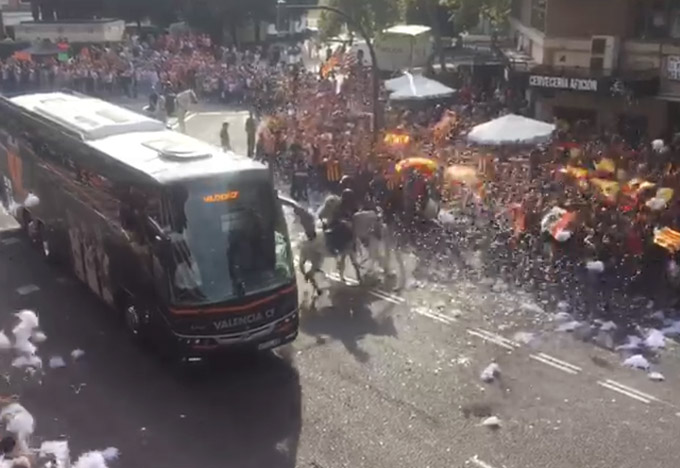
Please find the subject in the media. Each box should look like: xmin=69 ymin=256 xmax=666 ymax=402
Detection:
xmin=116 ymin=185 xmax=161 ymax=303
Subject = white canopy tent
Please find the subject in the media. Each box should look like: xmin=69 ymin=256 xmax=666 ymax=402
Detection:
xmin=466 ymin=114 xmax=556 ymax=145
xmin=385 ymin=73 xmax=456 ymax=101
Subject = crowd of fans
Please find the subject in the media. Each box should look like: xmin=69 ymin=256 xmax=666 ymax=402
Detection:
xmin=3 ymin=30 xmax=680 ymax=308
xmin=0 ymin=32 xmax=302 ymax=109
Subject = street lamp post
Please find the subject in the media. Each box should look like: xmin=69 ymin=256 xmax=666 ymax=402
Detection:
xmin=276 ymin=0 xmax=381 ymax=143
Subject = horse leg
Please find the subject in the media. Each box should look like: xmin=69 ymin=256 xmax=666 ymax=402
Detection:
xmin=300 ymin=254 xmax=323 ymax=296
xmin=382 ymin=227 xmax=398 ymax=279
xmin=337 ymin=254 xmax=347 ymax=283
xmin=308 ymin=272 xmax=323 ymax=296
xmin=349 ymin=250 xmax=362 ymax=284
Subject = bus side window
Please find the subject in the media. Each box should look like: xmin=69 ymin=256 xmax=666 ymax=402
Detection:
xmin=117 ymin=184 xmax=160 ymax=241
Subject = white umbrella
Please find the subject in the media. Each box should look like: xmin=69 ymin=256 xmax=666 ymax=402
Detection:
xmin=386 ymin=73 xmax=455 ymax=101
xmin=467 ymin=114 xmax=556 ymax=145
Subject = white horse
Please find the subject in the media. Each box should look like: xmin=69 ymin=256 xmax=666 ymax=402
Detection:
xmin=151 ymin=94 xmax=167 ymax=123
xmin=298 ymin=225 xmax=362 ymax=296
xmin=175 ymin=88 xmax=198 ymax=133
xmin=298 ymin=195 xmax=393 ymax=295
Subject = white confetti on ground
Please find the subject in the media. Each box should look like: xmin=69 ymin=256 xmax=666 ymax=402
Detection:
xmin=71 ymin=349 xmax=85 ymax=360
xmin=556 ymin=320 xmax=581 ymax=332
xmin=31 ymin=330 xmax=47 ymax=343
xmin=40 ymin=440 xmax=71 ymax=467
xmin=0 ymin=331 xmax=11 ymax=350
xmin=553 ymin=311 xmax=572 ymax=322
xmin=72 ymin=447 xmax=120 ymax=468
xmin=8 ymin=310 xmax=44 ymax=371
xmin=12 ymin=355 xmax=42 ymax=369
xmin=644 ymin=329 xmax=666 ymax=350
xmin=15 ymin=284 xmax=40 ymax=296
xmin=648 ymin=372 xmax=665 ymax=381
xmin=520 ymin=302 xmax=544 ymax=315
xmin=623 ymin=354 xmax=650 ymax=370
xmin=1 ymin=402 xmax=35 ymax=454
xmin=454 ymin=356 xmax=472 ymax=367
xmin=513 ymin=331 xmax=536 ymax=345
xmin=49 ymin=356 xmax=67 ymax=369
xmin=615 ymin=335 xmax=642 ymax=351
xmin=599 ymin=321 xmax=617 ymax=332
xmin=586 ymin=261 xmax=605 ymax=273
xmin=480 ymin=363 xmax=500 ymax=383
xmin=481 ymin=416 xmax=501 ymax=428
xmin=661 ymin=320 xmax=680 ymax=337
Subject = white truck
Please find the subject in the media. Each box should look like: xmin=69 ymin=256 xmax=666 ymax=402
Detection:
xmin=349 ymin=24 xmax=433 ymax=72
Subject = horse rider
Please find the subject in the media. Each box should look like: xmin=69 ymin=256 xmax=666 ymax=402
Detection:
xmin=340 ymin=174 xmax=375 ymax=212
xmin=319 ymin=188 xmax=357 ymax=255
xmin=163 ymin=81 xmax=177 ymax=117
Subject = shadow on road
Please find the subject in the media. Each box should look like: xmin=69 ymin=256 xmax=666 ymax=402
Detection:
xmin=0 ymin=233 xmax=302 ymax=468
xmin=300 ymin=282 xmax=397 ymax=363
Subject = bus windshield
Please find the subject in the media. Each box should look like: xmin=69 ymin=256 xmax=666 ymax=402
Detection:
xmin=162 ymin=175 xmax=294 ymax=306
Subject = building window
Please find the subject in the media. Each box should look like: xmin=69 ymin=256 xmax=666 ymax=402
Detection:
xmin=671 ymin=8 xmax=680 ymax=38
xmin=668 ymin=56 xmax=680 ymax=81
xmin=591 ymin=38 xmax=607 ymax=55
xmin=634 ymin=0 xmax=674 ymax=39
xmin=530 ymin=0 xmax=547 ymax=32
xmin=590 ymin=56 xmax=604 ymax=72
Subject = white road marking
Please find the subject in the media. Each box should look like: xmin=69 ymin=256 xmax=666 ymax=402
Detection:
xmin=325 ymin=272 xmax=404 ymax=305
xmin=468 ymin=456 xmax=496 ymax=468
xmin=466 ymin=328 xmax=520 ymax=350
xmin=196 ymin=111 xmax=247 ymax=116
xmin=16 ymin=284 xmax=40 ymax=295
xmin=362 ymin=286 xmax=405 ymax=304
xmin=413 ymin=307 xmax=456 ymax=324
xmin=294 ymin=257 xmax=405 ymax=305
xmin=530 ymin=353 xmax=581 ymax=375
xmin=0 ymin=237 xmax=20 ymax=245
xmin=597 ymin=379 xmax=658 ymax=404
xmin=597 ymin=380 xmax=651 ymax=403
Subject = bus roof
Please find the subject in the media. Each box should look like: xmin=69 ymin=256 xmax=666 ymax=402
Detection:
xmin=8 ymin=92 xmax=265 ymax=184
xmin=11 ymin=92 xmax=166 ymax=139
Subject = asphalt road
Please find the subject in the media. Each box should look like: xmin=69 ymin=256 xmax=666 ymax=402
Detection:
xmin=0 ymin=110 xmax=679 ymax=468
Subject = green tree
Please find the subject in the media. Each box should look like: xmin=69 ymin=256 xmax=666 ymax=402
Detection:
xmin=104 ymin=0 xmax=179 ymax=28
xmin=317 ymin=0 xmax=403 ymax=40
xmin=403 ymin=0 xmax=509 ymax=73
xmin=180 ymin=0 xmax=276 ymax=44
xmin=441 ymin=0 xmax=510 ymax=32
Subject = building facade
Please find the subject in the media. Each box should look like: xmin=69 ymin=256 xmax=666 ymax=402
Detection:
xmin=506 ymin=0 xmax=680 ymax=141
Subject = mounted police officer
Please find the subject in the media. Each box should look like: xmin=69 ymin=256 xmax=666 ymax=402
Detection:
xmin=319 ymin=188 xmax=357 ymax=256
xmin=163 ymin=81 xmax=177 ymax=117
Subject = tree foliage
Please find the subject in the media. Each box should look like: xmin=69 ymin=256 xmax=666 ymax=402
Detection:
xmin=317 ymin=0 xmax=510 ymax=39
xmin=179 ymin=0 xmax=276 ymax=42
xmin=104 ymin=0 xmax=179 ymax=26
xmin=317 ymin=0 xmax=403 ymax=40
xmin=439 ymin=0 xmax=511 ymax=31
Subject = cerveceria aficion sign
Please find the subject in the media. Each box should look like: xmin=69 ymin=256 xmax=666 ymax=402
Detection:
xmin=529 ymin=75 xmax=598 ymax=92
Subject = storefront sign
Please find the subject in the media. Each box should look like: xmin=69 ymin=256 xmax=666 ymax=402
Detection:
xmin=529 ymin=75 xmax=598 ymax=92
xmin=667 ymin=56 xmax=680 ymax=81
